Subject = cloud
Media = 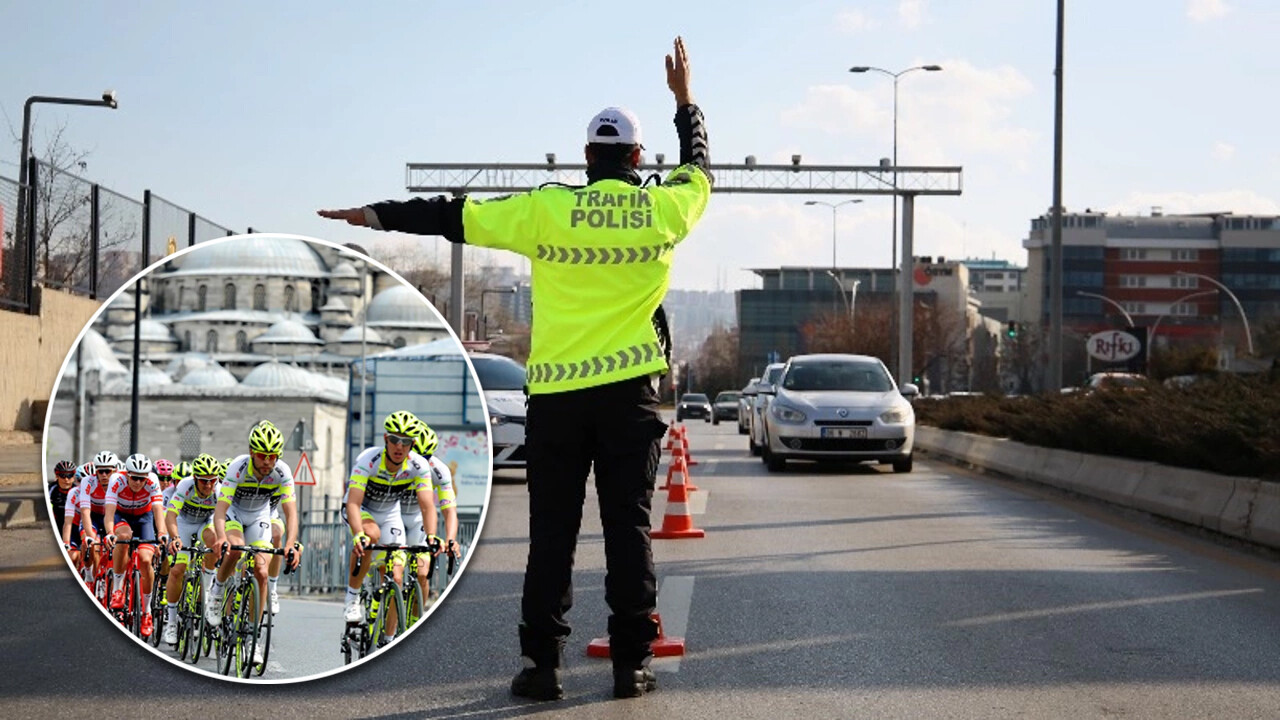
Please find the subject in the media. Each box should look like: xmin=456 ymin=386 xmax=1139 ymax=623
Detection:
xmin=1103 ymin=189 xmax=1280 ymax=216
xmin=1211 ymin=142 xmax=1235 ymax=161
xmin=899 ymin=0 xmax=925 ymax=29
xmin=835 ymin=9 xmax=877 ymax=33
xmin=780 ymin=59 xmax=1038 ymax=169
xmin=1187 ymin=0 xmax=1230 ymax=22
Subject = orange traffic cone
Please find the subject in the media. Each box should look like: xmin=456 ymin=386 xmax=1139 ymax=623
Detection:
xmin=679 ymin=425 xmax=699 ymax=466
xmin=659 ymin=446 xmax=698 ymax=492
xmin=652 ymin=455 xmax=704 ymax=539
xmin=586 ymin=612 xmax=686 ymax=658
xmin=664 ymin=424 xmax=680 ymax=454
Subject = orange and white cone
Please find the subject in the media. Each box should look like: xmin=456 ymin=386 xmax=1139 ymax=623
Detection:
xmin=652 ymin=455 xmax=704 ymax=539
xmin=586 ymin=612 xmax=686 ymax=658
xmin=664 ymin=424 xmax=680 ymax=454
xmin=659 ymin=446 xmax=698 ymax=492
xmin=679 ymin=425 xmax=699 ymax=466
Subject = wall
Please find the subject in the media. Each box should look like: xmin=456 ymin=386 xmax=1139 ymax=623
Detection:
xmin=0 ymin=289 xmax=102 ymax=431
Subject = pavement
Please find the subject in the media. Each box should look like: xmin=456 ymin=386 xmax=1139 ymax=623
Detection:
xmin=0 ymin=438 xmax=43 ymax=529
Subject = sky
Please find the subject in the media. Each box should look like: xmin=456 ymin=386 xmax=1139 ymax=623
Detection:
xmin=3 ymin=0 xmax=1278 ymax=292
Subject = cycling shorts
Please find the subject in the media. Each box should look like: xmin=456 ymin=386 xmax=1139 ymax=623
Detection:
xmin=224 ymin=504 xmax=273 ymax=550
xmin=174 ymin=516 xmax=209 ymax=566
xmin=343 ymin=503 xmax=405 ymax=568
xmin=113 ymin=512 xmax=157 ymax=547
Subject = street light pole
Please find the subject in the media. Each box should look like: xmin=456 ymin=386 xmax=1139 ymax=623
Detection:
xmin=1075 ymin=291 xmax=1135 ymax=327
xmin=804 ymin=199 xmax=863 ymax=268
xmin=1176 ymin=271 xmax=1254 ymax=356
xmin=1150 ymin=289 xmax=1219 ymax=347
xmin=16 ymin=92 xmax=118 ymax=253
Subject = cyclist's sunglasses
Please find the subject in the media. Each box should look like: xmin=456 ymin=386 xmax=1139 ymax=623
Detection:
xmin=95 ymin=466 xmax=114 ymax=474
xmin=127 ymin=473 xmax=149 ymax=482
xmin=386 ymin=433 xmax=415 ymax=447
xmin=55 ymin=472 xmax=75 ymax=479
xmin=195 ymin=475 xmax=218 ymax=483
xmin=251 ymin=452 xmax=279 ymax=462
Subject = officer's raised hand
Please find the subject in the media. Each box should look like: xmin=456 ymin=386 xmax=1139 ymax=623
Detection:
xmin=666 ymin=36 xmax=693 ymax=106
xmin=317 ymin=208 xmax=370 ymax=226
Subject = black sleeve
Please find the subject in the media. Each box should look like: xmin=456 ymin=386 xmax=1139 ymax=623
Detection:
xmin=365 ymin=195 xmax=467 ymax=244
xmin=674 ymin=104 xmax=712 ymax=186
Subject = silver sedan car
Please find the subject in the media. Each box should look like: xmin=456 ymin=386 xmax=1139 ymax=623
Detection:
xmin=758 ymin=354 xmax=918 ymax=473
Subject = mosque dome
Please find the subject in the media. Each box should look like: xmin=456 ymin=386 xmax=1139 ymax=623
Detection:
xmin=164 ymin=236 xmax=329 ymax=278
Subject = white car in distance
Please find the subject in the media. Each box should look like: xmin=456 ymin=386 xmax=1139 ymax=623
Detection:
xmin=469 ymin=352 xmax=528 ymax=470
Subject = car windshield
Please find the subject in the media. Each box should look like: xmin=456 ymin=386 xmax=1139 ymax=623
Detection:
xmin=681 ymin=394 xmax=709 ymax=403
xmin=763 ymin=365 xmax=785 ymax=384
xmin=714 ymin=392 xmax=741 ymax=403
xmin=782 ymin=360 xmax=893 ymax=393
xmin=470 ymin=356 xmax=527 ymax=390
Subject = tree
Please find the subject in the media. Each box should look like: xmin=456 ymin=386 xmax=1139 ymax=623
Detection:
xmin=691 ymin=325 xmax=739 ymax=395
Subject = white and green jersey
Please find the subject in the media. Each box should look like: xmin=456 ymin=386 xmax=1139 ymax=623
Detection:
xmin=344 ymin=446 xmax=431 ymax=513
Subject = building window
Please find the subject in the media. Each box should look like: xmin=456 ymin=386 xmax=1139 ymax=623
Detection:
xmin=236 ymin=330 xmax=248 ymax=352
xmin=207 ymin=330 xmax=218 ymax=353
xmin=224 ymin=283 xmax=237 ymax=309
xmin=284 ymin=285 xmax=297 ymax=312
xmin=253 ymin=284 xmax=267 ymax=310
xmin=1171 ymin=302 xmax=1198 ymax=317
xmin=178 ymin=286 xmax=186 ymax=309
xmin=154 ymin=287 xmax=165 ymax=313
xmin=311 ymin=284 xmax=321 ymax=312
xmin=178 ymin=420 xmax=201 ymax=461
xmin=198 ymin=285 xmax=207 ymax=312
xmin=1121 ymin=249 xmax=1147 ymax=261
xmin=1173 ymin=249 xmax=1199 ymax=262
xmin=1173 ymin=275 xmax=1198 ymax=289
xmin=1120 ymin=275 xmax=1147 ymax=288
xmin=118 ymin=421 xmax=131 ymax=458
xmin=1121 ymin=302 xmax=1147 ymax=315
xmin=326 ymin=427 xmax=333 ymax=470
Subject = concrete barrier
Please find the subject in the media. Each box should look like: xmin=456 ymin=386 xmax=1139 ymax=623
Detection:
xmin=915 ymin=427 xmax=1278 ymax=551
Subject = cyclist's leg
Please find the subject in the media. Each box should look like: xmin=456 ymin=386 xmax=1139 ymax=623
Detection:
xmin=375 ymin=510 xmax=406 ymax=639
xmin=267 ymin=512 xmax=284 ymax=612
xmin=110 ymin=519 xmax=134 ymax=608
xmin=239 ymin=513 xmax=273 ymax=623
xmin=345 ymin=507 xmax=381 ymax=591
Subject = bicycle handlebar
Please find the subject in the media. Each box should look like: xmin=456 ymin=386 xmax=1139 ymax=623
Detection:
xmin=217 ymin=543 xmax=297 ymax=574
xmin=350 ymin=541 xmax=443 ymax=578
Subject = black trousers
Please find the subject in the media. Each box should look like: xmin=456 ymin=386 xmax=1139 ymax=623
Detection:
xmin=519 ymin=374 xmax=667 ymax=669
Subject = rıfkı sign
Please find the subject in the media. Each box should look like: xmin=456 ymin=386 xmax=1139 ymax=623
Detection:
xmin=1087 ymin=329 xmax=1142 ymax=362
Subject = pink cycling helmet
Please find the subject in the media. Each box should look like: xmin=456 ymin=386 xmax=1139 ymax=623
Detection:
xmin=155 ymin=459 xmax=175 ymax=477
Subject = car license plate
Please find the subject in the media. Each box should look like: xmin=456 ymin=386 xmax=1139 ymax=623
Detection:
xmin=822 ymin=427 xmax=867 ymax=439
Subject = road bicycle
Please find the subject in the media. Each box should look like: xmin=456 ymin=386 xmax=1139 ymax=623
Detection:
xmin=340 ymin=543 xmax=433 ymax=664
xmin=147 ymin=543 xmax=171 ymax=648
xmin=402 ymin=539 xmax=456 ymax=629
xmin=174 ymin=546 xmax=212 ymax=664
xmin=215 ymin=544 xmax=294 ymax=678
xmin=104 ymin=537 xmax=150 ymax=638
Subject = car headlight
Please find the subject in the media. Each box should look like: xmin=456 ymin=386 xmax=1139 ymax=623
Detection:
xmin=490 ymin=412 xmax=509 ymax=426
xmin=879 ymin=406 xmax=911 ymax=424
xmin=771 ymin=403 xmax=807 ymax=423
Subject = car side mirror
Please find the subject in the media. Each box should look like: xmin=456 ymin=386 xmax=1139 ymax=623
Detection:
xmin=899 ymin=383 xmax=920 ymax=399
xmin=758 ymin=383 xmax=776 ymax=396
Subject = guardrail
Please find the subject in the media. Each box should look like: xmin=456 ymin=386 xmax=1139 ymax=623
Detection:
xmin=915 ymin=426 xmax=1280 ymax=551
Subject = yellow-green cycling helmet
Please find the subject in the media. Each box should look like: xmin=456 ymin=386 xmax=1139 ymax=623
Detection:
xmin=175 ymin=461 xmax=193 ymax=480
xmin=190 ymin=454 xmax=220 ymax=478
xmin=383 ymin=410 xmax=423 ymax=438
xmin=414 ymin=422 xmax=439 ymax=457
xmin=249 ymin=421 xmax=284 ymax=454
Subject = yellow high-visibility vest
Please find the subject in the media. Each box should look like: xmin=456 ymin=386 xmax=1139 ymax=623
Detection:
xmin=462 ymin=165 xmax=711 ymax=394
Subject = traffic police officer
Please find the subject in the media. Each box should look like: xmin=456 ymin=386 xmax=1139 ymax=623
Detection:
xmin=320 ymin=36 xmax=711 ymax=700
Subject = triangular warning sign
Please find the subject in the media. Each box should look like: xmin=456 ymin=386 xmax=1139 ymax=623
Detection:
xmin=293 ymin=451 xmax=317 ymax=486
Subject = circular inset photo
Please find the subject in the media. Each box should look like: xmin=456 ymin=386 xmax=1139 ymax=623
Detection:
xmin=41 ymin=233 xmax=492 ymax=682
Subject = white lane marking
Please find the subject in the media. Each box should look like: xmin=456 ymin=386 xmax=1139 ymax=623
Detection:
xmin=652 ymin=575 xmax=695 ymax=673
xmin=946 ymin=587 xmax=1264 ymax=627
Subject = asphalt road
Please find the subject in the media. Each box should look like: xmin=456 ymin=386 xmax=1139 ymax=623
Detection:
xmin=5 ymin=419 xmax=1280 ymax=718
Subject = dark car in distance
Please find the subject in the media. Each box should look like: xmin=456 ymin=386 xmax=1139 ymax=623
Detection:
xmin=676 ymin=393 xmax=713 ymax=422
xmin=712 ymin=391 xmax=741 ymax=425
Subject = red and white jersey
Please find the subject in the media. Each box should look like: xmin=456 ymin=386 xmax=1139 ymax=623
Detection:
xmin=104 ymin=473 xmax=162 ymax=516
xmin=77 ymin=472 xmax=117 ymax=515
xmin=65 ymin=485 xmax=83 ymax=526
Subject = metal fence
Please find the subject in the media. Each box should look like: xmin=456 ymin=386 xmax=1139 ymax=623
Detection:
xmin=285 ymin=498 xmax=482 ymax=599
xmin=0 ymin=159 xmax=243 ymax=314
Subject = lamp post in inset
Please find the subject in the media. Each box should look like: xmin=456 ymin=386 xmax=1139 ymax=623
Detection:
xmin=1175 ymin=271 xmax=1254 ymax=355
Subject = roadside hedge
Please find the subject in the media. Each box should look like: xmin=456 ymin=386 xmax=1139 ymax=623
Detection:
xmin=913 ymin=373 xmax=1280 ymax=481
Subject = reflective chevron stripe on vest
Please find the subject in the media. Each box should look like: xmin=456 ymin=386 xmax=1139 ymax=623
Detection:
xmin=527 ymin=342 xmax=664 ymax=385
xmin=534 ymin=242 xmax=674 ymax=264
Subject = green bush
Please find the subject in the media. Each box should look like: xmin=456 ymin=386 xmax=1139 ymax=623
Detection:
xmin=914 ymin=374 xmax=1280 ymax=480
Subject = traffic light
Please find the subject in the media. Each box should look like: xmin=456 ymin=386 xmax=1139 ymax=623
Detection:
xmin=1006 ymin=321 xmax=1019 ymax=339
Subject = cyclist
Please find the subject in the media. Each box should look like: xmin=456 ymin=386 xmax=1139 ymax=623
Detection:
xmin=398 ymin=422 xmax=459 ymax=603
xmin=344 ymin=410 xmax=438 ymax=637
xmin=78 ymin=451 xmax=123 ymax=579
xmin=102 ymin=453 xmax=167 ymax=638
xmin=155 ymin=458 xmax=176 ymax=493
xmin=49 ymin=460 xmax=78 ymax=529
xmin=161 ymin=453 xmax=222 ymax=646
xmin=207 ymin=421 xmax=301 ymax=668
xmin=264 ymin=487 xmax=294 ymax=616
xmin=59 ymin=468 xmax=87 ymax=569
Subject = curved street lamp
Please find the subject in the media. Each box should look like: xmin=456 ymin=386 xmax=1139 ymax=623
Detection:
xmin=1149 ymin=289 xmax=1219 ymax=347
xmin=1075 ymin=291 xmax=1135 ymax=328
xmin=804 ymin=199 xmax=862 ymax=268
xmin=1175 ymin=272 xmax=1254 ymax=356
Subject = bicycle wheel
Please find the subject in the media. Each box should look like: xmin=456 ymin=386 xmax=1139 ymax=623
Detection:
xmin=129 ymin=569 xmax=143 ymax=637
xmin=236 ymin=578 xmax=260 ymax=679
xmin=255 ymin=600 xmax=272 ymax=677
xmin=149 ymin=587 xmax=165 ymax=647
xmin=372 ymin=580 xmax=405 ymax=650
xmin=176 ymin=615 xmax=191 ymax=661
xmin=217 ymin=586 xmax=236 ymax=676
xmin=403 ymin=577 xmax=423 ymax=628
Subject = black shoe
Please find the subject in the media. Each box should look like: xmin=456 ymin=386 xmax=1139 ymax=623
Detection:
xmin=613 ymin=667 xmax=657 ymax=699
xmin=511 ymin=667 xmax=564 ymax=701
